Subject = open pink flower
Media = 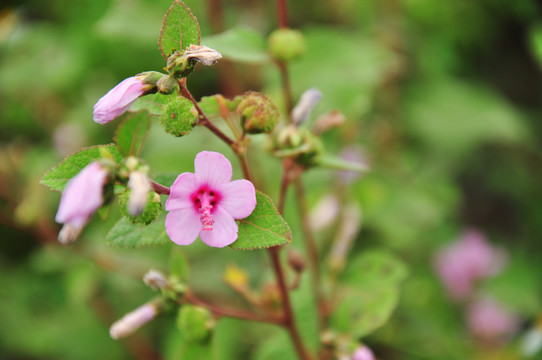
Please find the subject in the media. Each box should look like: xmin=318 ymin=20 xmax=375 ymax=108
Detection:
xmin=165 ymin=151 xmax=256 ymax=248
xmin=93 ymin=76 xmax=146 ymax=124
xmin=55 ymin=162 xmax=108 ymax=244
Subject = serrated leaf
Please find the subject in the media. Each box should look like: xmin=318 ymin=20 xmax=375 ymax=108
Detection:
xmin=330 ymin=250 xmax=408 ymax=337
xmin=203 ymin=27 xmax=268 ymax=63
xmin=107 ymin=214 xmax=170 ymax=248
xmin=230 ymin=191 xmax=291 ymax=250
xmin=130 ymin=93 xmax=171 ymax=116
xmin=114 ymin=111 xmax=151 ymax=157
xmin=159 ymin=0 xmax=201 ymax=60
xmin=40 ymin=144 xmax=121 ymax=192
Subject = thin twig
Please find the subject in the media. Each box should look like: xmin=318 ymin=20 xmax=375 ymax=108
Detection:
xmin=277 ymin=61 xmax=294 ymax=119
xmin=150 ymin=181 xmax=170 ymax=195
xmin=276 ymin=0 xmax=289 ymax=28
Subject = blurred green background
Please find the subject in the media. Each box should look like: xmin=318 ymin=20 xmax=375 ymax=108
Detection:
xmin=2 ymin=0 xmax=542 ymax=359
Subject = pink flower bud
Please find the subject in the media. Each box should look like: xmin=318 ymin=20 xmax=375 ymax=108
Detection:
xmin=291 ymin=88 xmax=322 ymax=125
xmin=351 ymin=345 xmax=375 ymax=360
xmin=467 ymin=297 xmax=520 ymax=342
xmin=93 ymin=76 xmax=147 ymax=124
xmin=55 ymin=162 xmax=108 ymax=244
xmin=110 ymin=303 xmax=158 ymax=339
xmin=127 ymin=171 xmax=151 ymax=217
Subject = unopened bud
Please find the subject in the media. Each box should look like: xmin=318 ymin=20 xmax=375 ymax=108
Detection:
xmin=110 ymin=302 xmax=158 ymax=339
xmin=351 ymin=345 xmax=375 ymax=360
xmin=287 ymin=249 xmax=306 ymax=273
xmin=137 ymin=71 xmax=165 ymax=91
xmin=268 ymin=28 xmax=305 ymax=62
xmin=177 ymin=305 xmax=214 ymax=343
xmin=156 ymin=75 xmax=179 ymax=94
xmin=143 ymin=269 xmax=168 ymax=290
xmin=183 ymin=44 xmax=222 ymax=66
xmin=119 ymin=189 xmax=162 ymax=224
xmin=273 ymin=127 xmax=325 ymax=167
xmin=291 ymin=88 xmax=322 ymax=125
xmin=128 ymin=171 xmax=151 ymax=217
xmin=58 ymin=223 xmax=83 ymax=245
xmin=237 ymin=91 xmax=281 ymax=134
xmin=313 ymin=110 xmax=346 ymax=135
xmin=159 ymin=97 xmax=198 ymax=137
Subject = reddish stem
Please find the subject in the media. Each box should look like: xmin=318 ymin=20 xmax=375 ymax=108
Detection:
xmin=277 ymin=0 xmax=289 ymax=28
xmin=150 ymin=181 xmax=170 ymax=195
xmin=277 ymin=61 xmax=294 ymax=119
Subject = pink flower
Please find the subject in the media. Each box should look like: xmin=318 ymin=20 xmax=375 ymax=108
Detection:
xmin=434 ymin=229 xmax=506 ymax=301
xmin=93 ymin=76 xmax=146 ymax=124
xmin=467 ymin=297 xmax=520 ymax=342
xmin=165 ymin=151 xmax=256 ymax=248
xmin=55 ymin=162 xmax=108 ymax=244
xmin=351 ymin=345 xmax=375 ymax=360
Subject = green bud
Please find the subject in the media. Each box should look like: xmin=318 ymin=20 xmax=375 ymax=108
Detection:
xmin=119 ymin=190 xmax=161 ymax=224
xmin=166 ymin=51 xmax=195 ymax=78
xmin=237 ymin=91 xmax=280 ymax=134
xmin=272 ymin=126 xmax=324 ymax=168
xmin=159 ymin=97 xmax=198 ymax=137
xmin=156 ymin=75 xmax=179 ymax=95
xmin=268 ymin=29 xmax=305 ymax=62
xmin=177 ymin=305 xmax=214 ymax=343
xmin=137 ymin=71 xmax=165 ymax=91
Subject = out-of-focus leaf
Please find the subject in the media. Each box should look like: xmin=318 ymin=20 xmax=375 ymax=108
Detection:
xmin=230 ymin=191 xmax=292 ymax=250
xmin=40 ymin=144 xmax=121 ymax=192
xmin=330 ymin=250 xmax=408 ymax=337
xmin=159 ymin=0 xmax=201 ymax=59
xmin=107 ymin=215 xmax=170 ymax=248
xmin=203 ymin=27 xmax=268 ymax=63
xmin=115 ymin=111 xmax=151 ymax=156
xmin=169 ymin=248 xmax=188 ymax=281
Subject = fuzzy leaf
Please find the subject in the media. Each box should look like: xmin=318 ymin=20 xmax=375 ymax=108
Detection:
xmin=115 ymin=111 xmax=151 ymax=157
xmin=230 ymin=191 xmax=291 ymax=250
xmin=203 ymin=27 xmax=268 ymax=63
xmin=107 ymin=214 xmax=170 ymax=248
xmin=40 ymin=144 xmax=121 ymax=192
xmin=159 ymin=0 xmax=201 ymax=60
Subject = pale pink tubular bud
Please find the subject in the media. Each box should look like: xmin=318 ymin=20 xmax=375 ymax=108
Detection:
xmin=351 ymin=345 xmax=375 ymax=360
xmin=143 ymin=269 xmax=168 ymax=290
xmin=127 ymin=171 xmax=151 ymax=216
xmin=93 ymin=75 xmax=152 ymax=124
xmin=55 ymin=162 xmax=108 ymax=245
xmin=329 ymin=203 xmax=362 ymax=273
xmin=183 ymin=44 xmax=222 ymax=66
xmin=110 ymin=303 xmax=158 ymax=340
xmin=291 ymin=88 xmax=322 ymax=125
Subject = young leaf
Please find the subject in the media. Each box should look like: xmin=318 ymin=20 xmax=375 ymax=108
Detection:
xmin=107 ymin=214 xmax=170 ymax=248
xmin=230 ymin=191 xmax=292 ymax=250
xmin=40 ymin=144 xmax=122 ymax=192
xmin=202 ymin=27 xmax=268 ymax=63
xmin=159 ymin=0 xmax=201 ymax=60
xmin=115 ymin=111 xmax=151 ymax=157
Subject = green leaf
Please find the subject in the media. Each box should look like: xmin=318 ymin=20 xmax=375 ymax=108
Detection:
xmin=330 ymin=250 xmax=409 ymax=337
xmin=203 ymin=27 xmax=268 ymax=63
xmin=159 ymin=0 xmax=201 ymax=60
xmin=106 ymin=214 xmax=170 ymax=248
xmin=114 ymin=111 xmax=151 ymax=157
xmin=130 ymin=93 xmax=171 ymax=116
xmin=230 ymin=191 xmax=292 ymax=250
xmin=40 ymin=144 xmax=122 ymax=192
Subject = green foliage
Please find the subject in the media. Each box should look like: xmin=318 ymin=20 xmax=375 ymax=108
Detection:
xmin=107 ymin=214 xmax=170 ymax=248
xmin=40 ymin=144 xmax=121 ymax=192
xmin=203 ymin=27 xmax=268 ymax=63
xmin=159 ymin=0 xmax=201 ymax=60
xmin=330 ymin=250 xmax=408 ymax=338
xmin=114 ymin=111 xmax=151 ymax=157
xmin=230 ymin=191 xmax=292 ymax=250
xmin=198 ymin=95 xmax=241 ymax=120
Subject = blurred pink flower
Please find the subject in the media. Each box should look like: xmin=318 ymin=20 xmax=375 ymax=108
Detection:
xmin=55 ymin=162 xmax=108 ymax=244
xmin=110 ymin=303 xmax=158 ymax=339
xmin=93 ymin=76 xmax=146 ymax=124
xmin=434 ymin=229 xmax=507 ymax=301
xmin=165 ymin=151 xmax=256 ymax=248
xmin=351 ymin=345 xmax=375 ymax=360
xmin=467 ymin=297 xmax=520 ymax=342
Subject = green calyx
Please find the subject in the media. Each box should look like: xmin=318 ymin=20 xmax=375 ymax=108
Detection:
xmin=166 ymin=51 xmax=196 ymax=78
xmin=119 ymin=190 xmax=162 ymax=224
xmin=237 ymin=91 xmax=280 ymax=134
xmin=268 ymin=28 xmax=305 ymax=62
xmin=273 ymin=126 xmax=324 ymax=167
xmin=177 ymin=305 xmax=214 ymax=343
xmin=159 ymin=97 xmax=198 ymax=137
xmin=156 ymin=75 xmax=179 ymax=94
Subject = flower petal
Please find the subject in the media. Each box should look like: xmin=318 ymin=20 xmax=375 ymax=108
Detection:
xmin=194 ymin=151 xmax=232 ymax=187
xmin=216 ymin=179 xmax=256 ymax=219
xmin=93 ymin=77 xmax=146 ymax=124
xmin=165 ymin=172 xmax=199 ymax=211
xmin=199 ymin=207 xmax=238 ymax=247
xmin=165 ymin=208 xmax=202 ymax=246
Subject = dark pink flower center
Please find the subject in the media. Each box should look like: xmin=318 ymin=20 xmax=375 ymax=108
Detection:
xmin=191 ymin=186 xmax=221 ymax=231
